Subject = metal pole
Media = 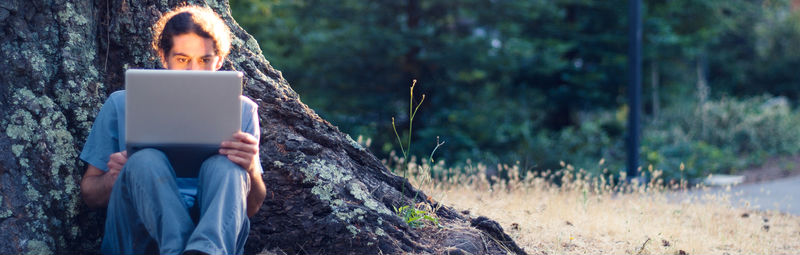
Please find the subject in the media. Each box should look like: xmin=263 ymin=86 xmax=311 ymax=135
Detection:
xmin=627 ymin=0 xmax=642 ymax=180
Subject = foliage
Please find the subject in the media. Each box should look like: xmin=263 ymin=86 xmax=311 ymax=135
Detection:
xmin=393 ymin=204 xmax=440 ymax=229
xmin=230 ymin=0 xmax=800 ymax=180
xmin=643 ymin=95 xmax=800 ymax=179
xmin=541 ymin=95 xmax=800 ymax=180
xmin=385 ymin=78 xmax=443 ymax=228
xmin=229 ymin=0 xmax=628 ymax=163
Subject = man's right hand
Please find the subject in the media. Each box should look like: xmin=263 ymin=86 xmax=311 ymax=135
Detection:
xmin=106 ymin=151 xmax=128 ymax=179
xmin=81 ymin=150 xmax=127 ymax=209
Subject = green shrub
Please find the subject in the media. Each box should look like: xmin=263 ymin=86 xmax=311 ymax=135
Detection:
xmin=389 ymin=95 xmax=800 ymax=183
xmin=642 ymin=95 xmax=800 ymax=179
xmin=681 ymin=96 xmax=800 ymax=155
xmin=525 ymin=95 xmax=800 ymax=181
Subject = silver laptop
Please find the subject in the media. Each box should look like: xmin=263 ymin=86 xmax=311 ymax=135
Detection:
xmin=125 ymin=69 xmax=243 ymax=177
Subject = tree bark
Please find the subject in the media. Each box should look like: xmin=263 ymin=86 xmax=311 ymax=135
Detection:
xmin=0 ymin=0 xmax=525 ymax=254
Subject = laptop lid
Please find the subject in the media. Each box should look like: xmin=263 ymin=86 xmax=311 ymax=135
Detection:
xmin=125 ymin=69 xmax=242 ymax=177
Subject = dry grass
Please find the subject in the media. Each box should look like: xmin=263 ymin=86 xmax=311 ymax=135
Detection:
xmin=391 ymin=156 xmax=800 ymax=255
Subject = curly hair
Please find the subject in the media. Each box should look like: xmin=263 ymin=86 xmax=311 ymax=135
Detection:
xmin=152 ymin=6 xmax=232 ymax=60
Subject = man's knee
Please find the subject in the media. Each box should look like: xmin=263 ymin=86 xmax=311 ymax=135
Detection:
xmin=128 ymin=148 xmax=168 ymax=162
xmin=199 ymin=155 xmax=245 ymax=179
xmin=123 ymin=148 xmax=172 ymax=180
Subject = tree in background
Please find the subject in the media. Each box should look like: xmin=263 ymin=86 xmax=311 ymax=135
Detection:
xmin=232 ymin=0 xmax=800 ymax=177
xmin=231 ymin=0 xmax=625 ymax=163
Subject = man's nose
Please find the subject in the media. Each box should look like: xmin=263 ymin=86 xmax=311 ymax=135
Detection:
xmin=186 ymin=60 xmax=199 ymax=70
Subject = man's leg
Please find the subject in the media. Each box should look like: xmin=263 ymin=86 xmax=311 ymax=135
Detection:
xmin=101 ymin=148 xmax=194 ymax=255
xmin=184 ymin=155 xmax=250 ymax=254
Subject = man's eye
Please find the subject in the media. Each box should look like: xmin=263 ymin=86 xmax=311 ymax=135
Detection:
xmin=200 ymin=58 xmax=210 ymax=64
xmin=176 ymin=57 xmax=187 ymax=63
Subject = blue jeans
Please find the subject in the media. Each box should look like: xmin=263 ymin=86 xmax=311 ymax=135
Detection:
xmin=101 ymin=148 xmax=250 ymax=255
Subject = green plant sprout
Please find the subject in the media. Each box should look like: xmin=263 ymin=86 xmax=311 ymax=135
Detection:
xmin=393 ymin=204 xmax=440 ymax=229
xmin=391 ymin=79 xmax=443 ymax=228
xmin=392 ymin=79 xmax=425 ymax=176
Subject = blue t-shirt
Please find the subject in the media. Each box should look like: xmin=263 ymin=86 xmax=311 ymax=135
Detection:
xmin=80 ymin=90 xmax=263 ymax=207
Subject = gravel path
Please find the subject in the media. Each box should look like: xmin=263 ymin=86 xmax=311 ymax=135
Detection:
xmin=694 ymin=174 xmax=800 ymax=215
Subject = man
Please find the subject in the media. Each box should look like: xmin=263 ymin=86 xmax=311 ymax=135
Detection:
xmin=79 ymin=6 xmax=266 ymax=255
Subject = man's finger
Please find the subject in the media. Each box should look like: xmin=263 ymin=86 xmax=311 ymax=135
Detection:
xmin=227 ymin=154 xmax=250 ymax=168
xmin=108 ymin=161 xmax=121 ymax=171
xmin=232 ymin=132 xmax=258 ymax=144
xmin=110 ymin=156 xmax=126 ymax=165
xmin=221 ymin=141 xmax=258 ymax=154
xmin=110 ymin=152 xmax=124 ymax=161
xmin=220 ymin=148 xmax=254 ymax=159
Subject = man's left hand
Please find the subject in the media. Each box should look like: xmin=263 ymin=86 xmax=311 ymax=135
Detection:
xmin=220 ymin=131 xmax=259 ymax=174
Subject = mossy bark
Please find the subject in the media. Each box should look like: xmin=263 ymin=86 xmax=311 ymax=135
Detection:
xmin=0 ymin=0 xmax=526 ymax=254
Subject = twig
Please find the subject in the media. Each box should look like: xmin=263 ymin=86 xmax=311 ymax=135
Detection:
xmin=429 ymin=136 xmax=445 ymax=163
xmin=637 ymin=237 xmax=651 ymax=255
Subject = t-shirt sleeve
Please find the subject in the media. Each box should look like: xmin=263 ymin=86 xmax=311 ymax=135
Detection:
xmin=79 ymin=95 xmax=121 ymax=172
xmin=242 ymin=98 xmax=264 ymax=174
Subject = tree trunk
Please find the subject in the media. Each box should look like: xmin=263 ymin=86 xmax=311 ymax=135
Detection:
xmin=650 ymin=61 xmax=659 ymax=122
xmin=0 ymin=0 xmax=525 ymax=254
xmin=696 ymin=56 xmax=709 ymax=138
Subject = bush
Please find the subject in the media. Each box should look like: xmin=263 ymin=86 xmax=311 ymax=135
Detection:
xmin=646 ymin=96 xmax=800 ymax=176
xmin=643 ymin=95 xmax=800 ymax=179
xmin=383 ymin=95 xmax=800 ymax=182
xmin=522 ymin=95 xmax=800 ymax=181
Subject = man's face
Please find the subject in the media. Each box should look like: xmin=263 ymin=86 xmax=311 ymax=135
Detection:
xmin=163 ymin=33 xmax=223 ymax=71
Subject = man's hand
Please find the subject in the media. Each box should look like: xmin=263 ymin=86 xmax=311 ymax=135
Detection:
xmin=221 ymin=132 xmax=266 ymax=217
xmin=105 ymin=150 xmax=127 ymax=184
xmin=81 ymin=150 xmax=127 ymax=209
xmin=107 ymin=151 xmax=128 ymax=176
xmin=220 ymin=131 xmax=259 ymax=174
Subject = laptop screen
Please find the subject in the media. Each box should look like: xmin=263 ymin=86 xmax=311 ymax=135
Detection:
xmin=124 ymin=69 xmax=243 ymax=177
